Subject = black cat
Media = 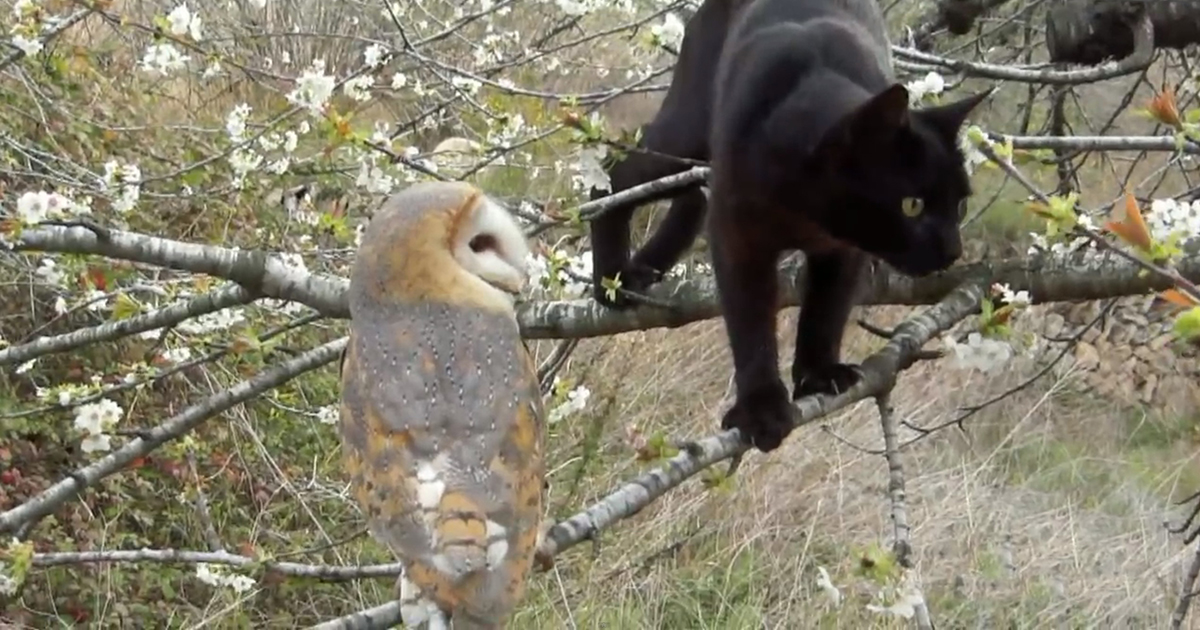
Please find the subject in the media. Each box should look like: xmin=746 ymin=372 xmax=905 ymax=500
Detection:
xmin=707 ymin=0 xmax=991 ymax=451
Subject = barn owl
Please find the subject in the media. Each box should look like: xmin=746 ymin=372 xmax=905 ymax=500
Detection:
xmin=338 ymin=181 xmax=545 ymax=629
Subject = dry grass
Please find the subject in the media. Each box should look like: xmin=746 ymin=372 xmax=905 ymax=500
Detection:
xmin=517 ymin=305 xmax=1200 ymax=628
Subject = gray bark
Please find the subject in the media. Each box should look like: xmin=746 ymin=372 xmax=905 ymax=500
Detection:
xmin=1046 ymin=0 xmax=1200 ymax=64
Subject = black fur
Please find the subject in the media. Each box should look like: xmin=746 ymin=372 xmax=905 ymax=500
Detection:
xmin=587 ymin=0 xmax=745 ymax=307
xmin=708 ymin=0 xmax=991 ymax=451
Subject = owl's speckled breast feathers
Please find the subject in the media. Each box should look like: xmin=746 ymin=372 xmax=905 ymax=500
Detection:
xmin=337 ymin=181 xmax=545 ymax=629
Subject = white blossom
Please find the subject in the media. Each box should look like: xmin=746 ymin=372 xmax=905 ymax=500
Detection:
xmin=651 ymin=13 xmax=685 ymax=49
xmin=140 ymin=43 xmax=190 ymax=75
xmin=287 ymin=59 xmax=336 ymax=115
xmin=943 ymin=332 xmax=1013 ymax=373
xmin=343 ymin=74 xmax=375 ymax=101
xmin=573 ymin=145 xmax=610 ymax=193
xmin=992 ymin=282 xmax=1031 ymax=307
xmin=195 ymin=563 xmax=257 ymax=593
xmin=906 ymin=71 xmax=945 ymax=103
xmin=316 ymin=405 xmax=339 ymax=425
xmin=363 ymin=43 xmax=387 ymax=69
xmin=549 ymin=382 xmax=591 ymax=424
xmin=166 ymin=3 xmax=202 ymax=41
xmin=226 ymin=103 xmax=252 ymax=142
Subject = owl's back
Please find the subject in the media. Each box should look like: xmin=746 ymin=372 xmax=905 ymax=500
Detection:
xmin=339 ymin=299 xmax=545 ymax=626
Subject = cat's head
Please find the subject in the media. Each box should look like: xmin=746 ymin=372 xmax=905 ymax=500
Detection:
xmin=808 ymin=83 xmax=993 ymax=277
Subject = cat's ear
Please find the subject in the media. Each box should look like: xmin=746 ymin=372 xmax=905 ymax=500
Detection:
xmin=848 ymin=83 xmax=911 ymax=140
xmin=916 ymin=87 xmax=995 ymax=140
xmin=813 ymin=84 xmax=910 ymax=165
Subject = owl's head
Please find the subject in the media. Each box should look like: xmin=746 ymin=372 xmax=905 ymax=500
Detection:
xmin=351 ymin=181 xmax=532 ymax=315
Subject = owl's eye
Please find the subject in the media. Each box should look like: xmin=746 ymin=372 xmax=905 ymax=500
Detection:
xmin=469 ymin=233 xmax=498 ymax=253
xmin=901 ymin=197 xmax=924 ymax=217
xmin=957 ymin=198 xmax=970 ymax=221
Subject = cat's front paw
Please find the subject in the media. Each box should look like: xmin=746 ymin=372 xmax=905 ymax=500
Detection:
xmin=722 ymin=381 xmax=795 ymax=453
xmin=592 ymin=263 xmax=664 ymax=310
xmin=794 ymin=363 xmax=862 ymax=399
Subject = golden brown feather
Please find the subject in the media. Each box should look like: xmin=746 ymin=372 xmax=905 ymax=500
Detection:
xmin=338 ymin=181 xmax=544 ymax=629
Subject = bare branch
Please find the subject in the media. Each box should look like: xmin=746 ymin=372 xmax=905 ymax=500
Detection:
xmin=309 ymin=601 xmax=404 ymax=630
xmin=305 ymin=281 xmax=989 ymax=629
xmin=1173 ymin=541 xmax=1200 ymax=629
xmin=534 ymin=279 xmax=989 ymax=562
xmin=1007 ymin=134 xmax=1200 ymax=154
xmin=0 ymin=8 xmax=95 ymax=74
xmin=877 ymin=395 xmax=934 ymax=630
xmin=894 ymin=12 xmax=1155 ymax=85
xmin=0 ymin=283 xmax=259 ymax=367
xmin=520 ymin=251 xmax=1200 ymax=339
xmin=11 ymin=224 xmax=350 ymax=316
xmin=1047 ymin=0 xmax=1200 ymax=65
xmin=0 ymin=338 xmax=346 ymax=535
xmin=28 ymin=548 xmax=403 ymax=581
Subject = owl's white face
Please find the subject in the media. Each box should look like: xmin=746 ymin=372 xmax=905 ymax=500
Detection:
xmin=452 ymin=196 xmax=531 ymax=305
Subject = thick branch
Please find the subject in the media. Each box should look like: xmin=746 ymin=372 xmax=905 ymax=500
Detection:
xmin=307 ymin=282 xmax=989 ymax=630
xmin=895 ymin=12 xmax=1154 ymax=85
xmin=520 ymin=252 xmax=1200 ymax=339
xmin=14 ymin=223 xmax=1200 ymax=342
xmin=1047 ymin=0 xmax=1200 ymax=65
xmin=309 ymin=603 xmax=404 ymax=630
xmin=534 ymin=280 xmax=988 ymax=561
xmin=0 ymin=338 xmax=346 ymax=535
xmin=11 ymin=226 xmax=349 ymax=316
xmin=908 ymin=0 xmax=1016 ymax=49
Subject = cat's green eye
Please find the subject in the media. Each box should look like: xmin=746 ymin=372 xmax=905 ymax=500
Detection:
xmin=901 ymin=196 xmax=924 ymax=217
xmin=957 ymin=198 xmax=970 ymax=221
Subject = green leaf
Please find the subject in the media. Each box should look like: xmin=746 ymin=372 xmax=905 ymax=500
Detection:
xmin=855 ymin=542 xmax=900 ymax=584
xmin=111 ymin=293 xmax=141 ymax=320
xmin=965 ymin=125 xmax=987 ymax=146
xmin=700 ymin=467 xmax=735 ymax=493
xmin=602 ymin=274 xmax=622 ymax=303
xmin=1173 ymin=306 xmax=1200 ymax=342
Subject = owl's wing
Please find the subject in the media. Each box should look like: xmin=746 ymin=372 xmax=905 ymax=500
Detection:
xmin=340 ymin=302 xmax=545 ymax=591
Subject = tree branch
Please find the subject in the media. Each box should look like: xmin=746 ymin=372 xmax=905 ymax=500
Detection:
xmin=0 ymin=8 xmax=95 ymax=74
xmin=894 ymin=12 xmax=1154 ymax=85
xmin=28 ymin=548 xmax=404 ymax=581
xmin=0 ymin=283 xmax=259 ymax=367
xmin=1173 ymin=540 xmax=1200 ymax=629
xmin=877 ymin=395 xmax=934 ymax=630
xmin=305 ymin=280 xmax=989 ymax=629
xmin=13 ymin=219 xmax=1200 ymax=342
xmin=0 ymin=338 xmax=346 ymax=535
xmin=10 ymin=225 xmax=349 ymax=316
xmin=534 ymin=279 xmax=988 ymax=562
